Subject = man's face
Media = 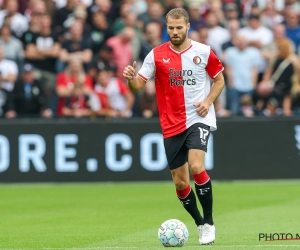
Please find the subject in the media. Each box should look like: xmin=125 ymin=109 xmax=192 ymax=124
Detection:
xmin=167 ymin=17 xmax=189 ymax=46
xmin=286 ymin=11 xmax=299 ymax=27
xmin=248 ymin=18 xmax=260 ymax=29
xmin=97 ymin=71 xmax=109 ymax=87
xmin=22 ymin=71 xmax=34 ymax=83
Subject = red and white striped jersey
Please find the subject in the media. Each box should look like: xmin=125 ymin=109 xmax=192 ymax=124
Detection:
xmin=137 ymin=40 xmax=224 ymax=138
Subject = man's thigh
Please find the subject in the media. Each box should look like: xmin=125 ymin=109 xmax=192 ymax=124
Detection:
xmin=164 ymin=131 xmax=188 ymax=170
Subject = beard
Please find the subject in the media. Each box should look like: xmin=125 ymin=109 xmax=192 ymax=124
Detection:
xmin=169 ymin=31 xmax=187 ymax=46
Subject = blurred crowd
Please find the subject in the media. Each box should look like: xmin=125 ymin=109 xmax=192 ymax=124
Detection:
xmin=0 ymin=0 xmax=300 ymax=119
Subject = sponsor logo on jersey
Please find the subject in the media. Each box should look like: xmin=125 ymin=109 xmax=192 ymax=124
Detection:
xmin=163 ymin=58 xmax=170 ymax=64
xmin=169 ymin=68 xmax=196 ymax=86
xmin=193 ymin=56 xmax=201 ymax=65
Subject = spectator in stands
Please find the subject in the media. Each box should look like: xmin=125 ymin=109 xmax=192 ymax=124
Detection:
xmin=189 ymin=30 xmax=201 ymax=42
xmin=58 ymin=20 xmax=92 ymax=72
xmin=164 ymin=0 xmax=184 ymax=15
xmin=21 ymin=12 xmax=41 ymax=48
xmin=222 ymin=2 xmax=243 ymax=28
xmin=72 ymin=6 xmax=88 ymax=26
xmin=124 ymin=0 xmax=148 ymax=16
xmin=113 ymin=12 xmax=143 ymax=60
xmin=137 ymin=1 xmax=165 ymax=31
xmin=139 ymin=22 xmax=162 ymax=61
xmin=106 ymin=27 xmax=135 ymax=80
xmin=90 ymin=11 xmax=113 ymax=54
xmin=221 ymin=19 xmax=240 ymax=58
xmin=206 ymin=12 xmax=230 ymax=57
xmin=241 ymin=0 xmax=259 ymax=17
xmin=24 ymin=0 xmax=47 ymax=21
xmin=263 ymin=24 xmax=287 ymax=64
xmin=260 ymin=0 xmax=283 ymax=30
xmin=87 ymin=0 xmax=114 ymax=25
xmin=112 ymin=2 xmax=132 ymax=33
xmin=5 ymin=63 xmax=52 ymax=118
xmin=284 ymin=10 xmax=300 ymax=55
xmin=0 ymin=0 xmax=29 ymax=38
xmin=209 ymin=0 xmax=225 ymax=26
xmin=187 ymin=2 xmax=206 ymax=31
xmin=198 ymin=26 xmax=209 ymax=44
xmin=225 ymin=35 xmax=260 ymax=116
xmin=138 ymin=78 xmax=157 ymax=118
xmin=291 ymin=76 xmax=300 ymax=114
xmin=88 ymin=45 xmax=117 ymax=79
xmin=24 ymin=0 xmax=56 ymax=19
xmin=93 ymin=67 xmax=134 ymax=118
xmin=56 ymin=57 xmax=93 ymax=117
xmin=24 ymin=13 xmax=60 ymax=103
xmin=285 ymin=0 xmax=300 ymax=15
xmin=63 ymin=6 xmax=89 ymax=33
xmin=238 ymin=14 xmax=273 ymax=81
xmin=0 ymin=46 xmax=18 ymax=93
xmin=53 ymin=0 xmax=78 ymax=36
xmin=257 ymin=38 xmax=295 ymax=116
xmin=61 ymin=82 xmax=91 ymax=118
xmin=53 ymin=0 xmax=93 ymax=9
xmin=0 ymin=88 xmax=10 ymax=117
xmin=0 ymin=23 xmax=23 ymax=67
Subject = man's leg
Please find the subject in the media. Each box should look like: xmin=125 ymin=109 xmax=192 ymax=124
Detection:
xmin=170 ymin=163 xmax=203 ymax=227
xmin=189 ymin=149 xmax=215 ymax=245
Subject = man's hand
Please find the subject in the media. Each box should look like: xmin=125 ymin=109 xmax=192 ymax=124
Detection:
xmin=5 ymin=110 xmax=17 ymax=119
xmin=123 ymin=61 xmax=137 ymax=80
xmin=194 ymin=101 xmax=210 ymax=117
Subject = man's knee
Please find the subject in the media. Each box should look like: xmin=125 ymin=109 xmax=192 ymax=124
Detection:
xmin=189 ymin=162 xmax=205 ymax=175
xmin=173 ymin=178 xmax=189 ymax=190
xmin=171 ymin=168 xmax=189 ymax=190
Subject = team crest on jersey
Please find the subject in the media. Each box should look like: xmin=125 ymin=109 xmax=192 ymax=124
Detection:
xmin=193 ymin=56 xmax=201 ymax=65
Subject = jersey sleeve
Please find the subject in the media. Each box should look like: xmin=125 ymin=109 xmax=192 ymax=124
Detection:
xmin=206 ymin=49 xmax=224 ymax=79
xmin=137 ymin=50 xmax=155 ymax=81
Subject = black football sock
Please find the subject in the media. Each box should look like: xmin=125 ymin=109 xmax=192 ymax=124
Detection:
xmin=193 ymin=171 xmax=214 ymax=225
xmin=176 ymin=185 xmax=203 ymax=226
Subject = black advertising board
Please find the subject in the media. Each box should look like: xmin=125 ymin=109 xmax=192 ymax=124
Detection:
xmin=0 ymin=118 xmax=299 ymax=182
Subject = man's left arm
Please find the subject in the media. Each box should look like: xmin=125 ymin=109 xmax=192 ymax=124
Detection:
xmin=194 ymin=73 xmax=225 ymax=117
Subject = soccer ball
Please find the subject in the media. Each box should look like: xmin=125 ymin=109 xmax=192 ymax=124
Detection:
xmin=158 ymin=219 xmax=189 ymax=247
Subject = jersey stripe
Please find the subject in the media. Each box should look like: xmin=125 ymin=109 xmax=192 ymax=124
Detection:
xmin=137 ymin=73 xmax=147 ymax=81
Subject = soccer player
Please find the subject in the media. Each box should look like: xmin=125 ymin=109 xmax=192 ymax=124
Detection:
xmin=123 ymin=8 xmax=224 ymax=245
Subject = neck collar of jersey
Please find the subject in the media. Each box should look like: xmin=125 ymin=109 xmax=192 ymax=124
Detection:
xmin=168 ymin=41 xmax=193 ymax=55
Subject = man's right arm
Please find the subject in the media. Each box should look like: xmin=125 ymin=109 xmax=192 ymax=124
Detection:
xmin=123 ymin=61 xmax=147 ymax=94
xmin=124 ymin=50 xmax=155 ymax=93
xmin=127 ymin=76 xmax=147 ymax=94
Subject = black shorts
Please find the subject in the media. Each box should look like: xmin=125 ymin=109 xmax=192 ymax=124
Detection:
xmin=163 ymin=123 xmax=210 ymax=170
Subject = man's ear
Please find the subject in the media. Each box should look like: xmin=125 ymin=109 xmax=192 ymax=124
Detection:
xmin=187 ymin=22 xmax=190 ymax=31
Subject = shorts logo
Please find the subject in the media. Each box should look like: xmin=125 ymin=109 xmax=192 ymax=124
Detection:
xmin=198 ymin=127 xmax=209 ymax=145
xmin=193 ymin=56 xmax=201 ymax=65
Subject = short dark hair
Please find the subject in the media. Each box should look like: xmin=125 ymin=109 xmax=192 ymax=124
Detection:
xmin=166 ymin=8 xmax=189 ymax=24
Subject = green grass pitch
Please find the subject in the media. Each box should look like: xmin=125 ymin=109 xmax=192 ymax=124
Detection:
xmin=1 ymin=180 xmax=300 ymax=249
